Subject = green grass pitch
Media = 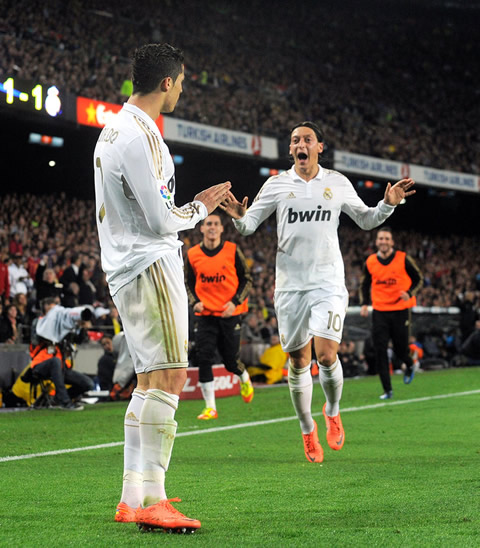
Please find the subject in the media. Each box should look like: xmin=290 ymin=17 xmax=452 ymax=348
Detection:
xmin=0 ymin=367 xmax=479 ymax=547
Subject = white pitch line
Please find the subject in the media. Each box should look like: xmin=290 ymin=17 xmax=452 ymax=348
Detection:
xmin=1 ymin=389 xmax=478 ymax=463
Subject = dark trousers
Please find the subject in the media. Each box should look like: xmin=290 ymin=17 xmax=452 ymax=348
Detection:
xmin=33 ymin=357 xmax=94 ymax=404
xmin=64 ymin=367 xmax=94 ymax=399
xmin=194 ymin=315 xmax=245 ymax=383
xmin=33 ymin=357 xmax=71 ymax=405
xmin=372 ymin=308 xmax=413 ymax=393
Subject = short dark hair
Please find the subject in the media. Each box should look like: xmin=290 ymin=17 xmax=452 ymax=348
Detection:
xmin=131 ymin=43 xmax=184 ymax=95
xmin=40 ymin=297 xmax=57 ymax=314
xmin=201 ymin=211 xmax=223 ymax=225
xmin=290 ymin=121 xmax=324 ymax=143
xmin=377 ymin=226 xmax=393 ymax=236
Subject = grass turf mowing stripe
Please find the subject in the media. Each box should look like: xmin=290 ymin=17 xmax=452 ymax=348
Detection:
xmin=1 ymin=388 xmax=478 ymax=463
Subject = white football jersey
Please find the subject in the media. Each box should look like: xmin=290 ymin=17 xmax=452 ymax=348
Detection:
xmin=94 ymin=103 xmax=207 ymax=296
xmin=233 ymin=165 xmax=395 ymax=291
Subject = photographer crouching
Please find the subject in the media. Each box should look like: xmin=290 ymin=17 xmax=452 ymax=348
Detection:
xmin=28 ymin=297 xmax=95 ymax=410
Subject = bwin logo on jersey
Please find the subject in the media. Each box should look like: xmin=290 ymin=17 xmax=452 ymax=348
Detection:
xmin=287 ymin=206 xmax=332 ymax=223
xmin=200 ymin=273 xmax=226 ymax=283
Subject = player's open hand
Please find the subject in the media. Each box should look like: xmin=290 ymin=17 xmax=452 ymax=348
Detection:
xmin=194 ymin=182 xmax=232 ymax=214
xmin=384 ymin=178 xmax=415 ymax=206
xmin=219 ymin=191 xmax=248 ymax=219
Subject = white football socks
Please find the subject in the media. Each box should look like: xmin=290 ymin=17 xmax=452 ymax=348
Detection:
xmin=199 ymin=380 xmax=216 ymax=410
xmin=288 ymin=362 xmax=314 ymax=435
xmin=319 ymin=357 xmax=344 ymax=417
xmin=140 ymin=389 xmax=179 ymax=508
xmin=120 ymin=388 xmax=145 ymax=508
xmin=240 ymin=370 xmax=250 ymax=383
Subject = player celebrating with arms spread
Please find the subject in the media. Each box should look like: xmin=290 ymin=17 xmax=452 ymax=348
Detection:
xmin=221 ymin=121 xmax=415 ymax=463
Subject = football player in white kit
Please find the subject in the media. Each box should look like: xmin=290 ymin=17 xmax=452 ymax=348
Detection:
xmin=220 ymin=121 xmax=415 ymax=463
xmin=94 ymin=43 xmax=231 ymax=532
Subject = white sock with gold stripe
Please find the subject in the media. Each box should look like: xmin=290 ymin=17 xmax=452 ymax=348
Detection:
xmin=140 ymin=389 xmax=179 ymax=508
xmin=120 ymin=388 xmax=145 ymax=508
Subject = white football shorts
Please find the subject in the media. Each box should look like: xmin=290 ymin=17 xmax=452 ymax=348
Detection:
xmin=274 ymin=284 xmax=349 ymax=352
xmin=112 ymin=250 xmax=189 ymax=374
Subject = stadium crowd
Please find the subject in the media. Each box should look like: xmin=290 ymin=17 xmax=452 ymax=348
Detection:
xmin=0 ymin=192 xmax=479 ymax=365
xmin=0 ymin=0 xmax=479 ymax=377
xmin=0 ymin=0 xmax=478 ymax=174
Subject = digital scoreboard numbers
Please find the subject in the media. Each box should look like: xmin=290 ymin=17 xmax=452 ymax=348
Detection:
xmin=0 ymin=76 xmax=63 ymax=117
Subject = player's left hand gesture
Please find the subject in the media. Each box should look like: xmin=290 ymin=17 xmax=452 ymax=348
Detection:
xmin=384 ymin=178 xmax=415 ymax=206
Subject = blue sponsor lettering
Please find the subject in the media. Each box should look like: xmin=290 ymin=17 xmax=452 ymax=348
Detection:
xmin=176 ymin=123 xmax=247 ymax=149
xmin=423 ymin=170 xmax=475 ymax=189
xmin=341 ymin=155 xmax=398 ymax=176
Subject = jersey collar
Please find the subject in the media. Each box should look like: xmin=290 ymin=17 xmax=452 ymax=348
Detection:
xmin=122 ymin=103 xmax=160 ymax=133
xmin=290 ymin=164 xmax=324 ymax=183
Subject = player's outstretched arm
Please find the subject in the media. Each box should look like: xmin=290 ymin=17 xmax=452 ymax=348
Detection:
xmin=384 ymin=178 xmax=416 ymax=206
xmin=218 ymin=190 xmax=249 ymax=219
xmin=194 ymin=182 xmax=232 ymax=214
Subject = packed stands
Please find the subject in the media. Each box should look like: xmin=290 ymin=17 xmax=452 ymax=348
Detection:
xmin=0 ymin=0 xmax=478 ymax=173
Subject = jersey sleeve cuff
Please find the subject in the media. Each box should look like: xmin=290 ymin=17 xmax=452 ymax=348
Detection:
xmin=380 ymin=200 xmax=396 ymax=211
xmin=193 ymin=200 xmax=208 ymax=220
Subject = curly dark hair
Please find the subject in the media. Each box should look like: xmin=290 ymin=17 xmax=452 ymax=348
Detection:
xmin=131 ymin=43 xmax=184 ymax=95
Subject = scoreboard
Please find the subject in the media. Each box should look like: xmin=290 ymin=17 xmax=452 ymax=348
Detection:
xmin=0 ymin=76 xmax=75 ymax=120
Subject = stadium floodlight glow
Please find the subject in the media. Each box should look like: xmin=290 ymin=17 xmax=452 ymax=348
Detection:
xmin=259 ymin=167 xmax=285 ymax=177
xmin=357 ymin=179 xmax=380 ymax=190
xmin=28 ymin=133 xmax=64 ymax=147
xmin=172 ymin=154 xmax=184 ymax=165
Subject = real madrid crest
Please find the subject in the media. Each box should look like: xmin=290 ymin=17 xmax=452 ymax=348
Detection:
xmin=323 ymin=187 xmax=333 ymax=200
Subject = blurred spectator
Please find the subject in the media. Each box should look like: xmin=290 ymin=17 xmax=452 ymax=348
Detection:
xmin=26 ymin=246 xmax=41 ymax=279
xmin=35 ymin=259 xmax=63 ymax=306
xmin=337 ymin=339 xmax=365 ymax=378
xmin=0 ymin=303 xmax=19 ymax=344
xmin=60 ymin=253 xmax=82 ymax=288
xmin=240 ymin=312 xmax=269 ymax=367
xmin=61 ymin=281 xmax=80 ymax=308
xmin=409 ymin=335 xmax=424 ymax=372
xmin=8 ymin=232 xmax=23 ymax=257
xmin=455 ymin=290 xmax=479 ymax=342
xmin=0 ymin=249 xmax=10 ymax=305
xmin=458 ymin=320 xmax=480 ymax=365
xmin=108 ymin=306 xmax=123 ymax=335
xmin=248 ymin=332 xmax=288 ymax=385
xmin=12 ymin=293 xmax=31 ymax=342
xmin=109 ymin=332 xmax=136 ymax=401
xmin=8 ymin=254 xmax=33 ymax=298
xmin=78 ymin=267 xmax=96 ymax=305
xmin=96 ymin=335 xmax=116 ymax=391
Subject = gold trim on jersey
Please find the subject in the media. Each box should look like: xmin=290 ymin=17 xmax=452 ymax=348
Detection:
xmin=235 ymin=247 xmax=253 ymax=304
xmin=134 ymin=116 xmax=163 ymax=180
xmin=149 ymin=261 xmax=181 ymax=364
xmin=98 ymin=204 xmax=106 ymax=223
xmin=172 ymin=204 xmax=197 ymax=219
xmin=406 ymin=255 xmax=424 ymax=297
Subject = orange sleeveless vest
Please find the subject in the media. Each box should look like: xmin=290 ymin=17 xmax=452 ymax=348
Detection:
xmin=366 ymin=250 xmax=416 ymax=311
xmin=187 ymin=241 xmax=248 ymax=316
